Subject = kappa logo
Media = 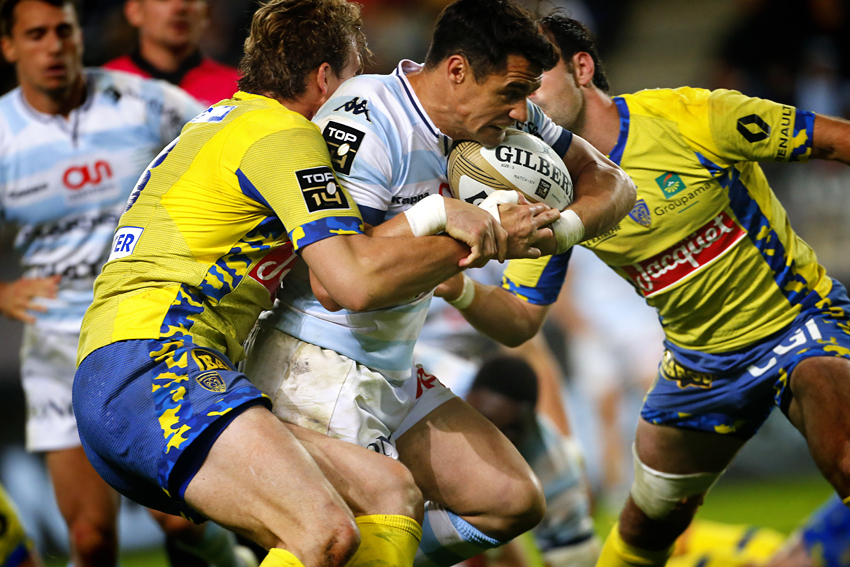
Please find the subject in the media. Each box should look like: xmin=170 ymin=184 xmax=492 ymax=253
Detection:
xmin=195 ymin=371 xmax=226 ymax=393
xmin=249 ymin=243 xmax=298 ymax=299
xmin=737 ymin=114 xmax=771 ymax=143
xmin=655 ymin=172 xmax=687 ymax=199
xmin=660 ymin=351 xmax=713 ymax=390
xmin=322 ymin=121 xmax=365 ymax=176
xmin=415 ymin=366 xmax=441 ymax=399
xmin=366 ymin=435 xmax=399 ymax=458
xmin=334 ymin=97 xmax=372 ymax=122
xmin=63 ymin=160 xmax=113 ymax=190
xmin=192 ymin=349 xmax=231 ymax=372
xmin=295 ymin=166 xmax=350 ymax=213
xmin=628 ymin=199 xmax=651 ymax=227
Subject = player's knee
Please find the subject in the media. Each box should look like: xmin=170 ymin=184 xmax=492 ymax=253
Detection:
xmin=317 ymin=512 xmax=361 ymax=567
xmin=364 ymin=459 xmax=424 ymax=523
xmin=154 ymin=512 xmax=204 ymax=542
xmin=69 ymin=516 xmax=118 ymax=565
xmin=486 ymin=472 xmax=547 ymax=539
xmin=629 ymin=447 xmax=721 ymax=522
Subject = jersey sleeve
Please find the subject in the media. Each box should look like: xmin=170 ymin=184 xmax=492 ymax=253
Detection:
xmin=314 ymin=96 xmax=396 ymax=226
xmin=674 ymin=88 xmax=814 ymax=167
xmin=501 ymin=248 xmax=573 ymax=305
xmin=516 ymin=101 xmax=574 ymax=158
xmin=237 ymin=125 xmax=364 ymax=252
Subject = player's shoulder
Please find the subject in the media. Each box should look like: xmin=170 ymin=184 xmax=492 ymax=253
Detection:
xmin=0 ymin=87 xmax=25 ymax=145
xmin=87 ymin=67 xmax=191 ymax=104
xmin=316 ymin=73 xmax=409 ymax=134
xmin=196 ymin=57 xmax=240 ymax=81
xmin=101 ymin=55 xmax=139 ymax=74
xmin=211 ymin=93 xmax=321 ymax=145
xmin=622 ymin=87 xmax=713 ymax=118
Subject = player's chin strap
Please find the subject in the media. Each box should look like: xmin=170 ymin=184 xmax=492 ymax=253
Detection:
xmin=630 ymin=443 xmax=724 ymax=520
xmin=552 ymin=210 xmax=584 ymax=255
xmin=477 ymin=190 xmax=519 ymax=224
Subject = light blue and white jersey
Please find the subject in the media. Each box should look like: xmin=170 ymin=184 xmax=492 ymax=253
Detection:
xmin=262 ymin=60 xmax=573 ymax=381
xmin=0 ymin=68 xmax=202 ymax=333
xmin=521 ymin=415 xmax=594 ymax=551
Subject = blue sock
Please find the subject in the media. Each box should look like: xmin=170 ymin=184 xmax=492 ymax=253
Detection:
xmin=414 ymin=502 xmax=506 ymax=567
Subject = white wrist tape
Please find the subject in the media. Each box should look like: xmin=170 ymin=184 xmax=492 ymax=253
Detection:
xmin=404 ymin=194 xmax=447 ymax=236
xmin=447 ymin=273 xmax=475 ymax=310
xmin=477 ymin=190 xmax=519 ymax=224
xmin=552 ymin=209 xmax=584 ymax=254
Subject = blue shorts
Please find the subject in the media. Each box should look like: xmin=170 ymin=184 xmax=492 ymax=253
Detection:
xmin=73 ymin=339 xmax=270 ymax=522
xmin=641 ymin=279 xmax=850 ymax=439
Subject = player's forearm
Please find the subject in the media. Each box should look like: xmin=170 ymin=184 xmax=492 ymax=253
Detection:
xmin=304 ymin=233 xmax=467 ymax=312
xmin=812 ymin=114 xmax=850 ymax=166
xmin=456 ymin=282 xmax=547 ymax=347
xmin=569 ymin=160 xmax=636 ymax=240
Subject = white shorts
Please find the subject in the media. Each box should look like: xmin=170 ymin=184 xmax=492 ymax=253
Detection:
xmin=20 ymin=325 xmax=82 ymax=452
xmin=243 ymin=326 xmax=457 ymax=457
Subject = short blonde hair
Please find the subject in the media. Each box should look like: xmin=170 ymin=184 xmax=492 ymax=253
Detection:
xmin=238 ymin=0 xmax=369 ymax=100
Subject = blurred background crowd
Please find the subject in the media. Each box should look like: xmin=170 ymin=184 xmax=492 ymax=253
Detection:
xmin=1 ymin=0 xmax=849 ymax=562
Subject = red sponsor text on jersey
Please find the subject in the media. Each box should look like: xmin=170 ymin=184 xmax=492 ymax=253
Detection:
xmin=249 ymin=243 xmax=298 ymax=298
xmin=415 ymin=366 xmax=440 ymax=398
xmin=623 ymin=211 xmax=746 ymax=297
xmin=63 ymin=161 xmax=113 ymax=190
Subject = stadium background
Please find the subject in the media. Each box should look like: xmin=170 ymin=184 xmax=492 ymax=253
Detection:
xmin=0 ymin=0 xmax=847 ymax=563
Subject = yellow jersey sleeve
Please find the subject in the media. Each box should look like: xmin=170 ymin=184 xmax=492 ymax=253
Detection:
xmin=670 ymin=88 xmax=814 ymax=167
xmin=501 ymin=250 xmax=572 ymax=305
xmin=235 ymin=123 xmax=363 ymax=251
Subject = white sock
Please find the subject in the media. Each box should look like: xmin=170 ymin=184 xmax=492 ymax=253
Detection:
xmin=414 ymin=502 xmax=506 ymax=567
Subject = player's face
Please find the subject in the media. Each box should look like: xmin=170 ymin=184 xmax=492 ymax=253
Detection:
xmin=529 ymin=56 xmax=585 ymax=133
xmin=129 ymin=0 xmax=208 ymax=50
xmin=466 ymin=388 xmax=532 ymax=447
xmin=0 ymin=0 xmax=83 ymax=98
xmin=454 ymin=54 xmax=542 ymax=148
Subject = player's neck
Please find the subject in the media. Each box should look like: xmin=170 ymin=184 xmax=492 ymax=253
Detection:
xmin=579 ymin=89 xmax=620 ymax=157
xmin=21 ymin=78 xmax=86 ymax=118
xmin=138 ymin=37 xmax=195 ymax=74
xmin=405 ymin=68 xmax=454 ymax=136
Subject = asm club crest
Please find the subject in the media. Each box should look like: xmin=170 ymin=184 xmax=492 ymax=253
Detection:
xmin=628 ymin=199 xmax=651 ymax=227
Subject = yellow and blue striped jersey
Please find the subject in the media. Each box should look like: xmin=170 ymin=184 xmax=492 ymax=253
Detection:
xmin=504 ymin=87 xmax=826 ymax=354
xmin=78 ymin=92 xmax=363 ymax=364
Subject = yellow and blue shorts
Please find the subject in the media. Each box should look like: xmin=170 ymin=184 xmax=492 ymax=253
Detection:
xmin=641 ymin=279 xmax=850 ymax=439
xmin=73 ymin=339 xmax=270 ymax=522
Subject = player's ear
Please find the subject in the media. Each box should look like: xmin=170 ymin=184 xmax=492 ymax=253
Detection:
xmin=0 ymin=36 xmax=17 ymax=64
xmin=124 ymin=0 xmax=143 ymax=28
xmin=572 ymin=52 xmax=595 ymax=88
xmin=316 ymin=62 xmax=334 ymax=98
xmin=445 ymin=54 xmax=469 ymax=85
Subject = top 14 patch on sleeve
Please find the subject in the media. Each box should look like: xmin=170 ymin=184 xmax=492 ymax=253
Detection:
xmin=322 ymin=121 xmax=365 ymax=176
xmin=295 ymin=166 xmax=351 ymax=213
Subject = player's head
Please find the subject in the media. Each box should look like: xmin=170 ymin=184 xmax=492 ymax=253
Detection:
xmin=237 ymin=0 xmax=368 ymax=116
xmin=0 ymin=0 xmax=84 ymax=100
xmin=423 ymin=0 xmax=557 ymax=148
xmin=465 ymin=355 xmax=538 ymax=446
xmin=530 ymin=14 xmax=609 ymax=134
xmin=124 ymin=0 xmax=209 ymax=54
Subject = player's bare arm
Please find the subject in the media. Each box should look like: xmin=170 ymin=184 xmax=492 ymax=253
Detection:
xmin=563 ymin=134 xmax=636 ymax=239
xmin=435 ymin=273 xmax=548 ymax=346
xmin=811 ymin=114 xmax=850 ymax=165
xmin=0 ymin=275 xmax=60 ymax=323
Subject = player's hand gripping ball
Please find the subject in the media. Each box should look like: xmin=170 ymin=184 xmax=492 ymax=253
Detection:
xmin=448 ymin=129 xmax=573 ymax=210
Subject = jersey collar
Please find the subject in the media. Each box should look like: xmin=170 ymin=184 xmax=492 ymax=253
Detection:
xmin=608 ymin=96 xmax=631 ymax=166
xmin=393 ymin=60 xmax=450 ymax=152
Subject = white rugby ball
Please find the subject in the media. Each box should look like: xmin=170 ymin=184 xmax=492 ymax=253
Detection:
xmin=448 ymin=129 xmax=573 ymax=210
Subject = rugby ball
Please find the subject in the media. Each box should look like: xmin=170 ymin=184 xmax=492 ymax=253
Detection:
xmin=448 ymin=130 xmax=573 ymax=210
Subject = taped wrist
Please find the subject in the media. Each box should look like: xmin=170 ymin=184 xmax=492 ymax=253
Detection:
xmin=447 ymin=273 xmax=475 ymax=310
xmin=404 ymin=194 xmax=447 ymax=236
xmin=478 ymin=190 xmax=519 ymax=224
xmin=552 ymin=209 xmax=584 ymax=254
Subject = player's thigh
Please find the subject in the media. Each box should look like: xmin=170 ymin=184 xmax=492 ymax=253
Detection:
xmin=635 ymin=418 xmax=746 ymax=474
xmin=394 ymin=397 xmax=541 ymax=518
xmin=286 ymin=424 xmax=423 ymax=522
xmin=787 ymin=356 xmax=850 ymax=492
xmin=45 ymin=446 xmax=120 ymax=529
xmin=184 ymin=405 xmax=358 ymax=553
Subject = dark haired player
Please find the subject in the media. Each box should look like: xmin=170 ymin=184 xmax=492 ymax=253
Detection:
xmin=434 ymin=14 xmax=850 ymax=567
xmin=72 ymin=1 xmax=563 ymax=566
xmin=104 ymin=0 xmax=239 ymax=106
xmin=243 ymin=1 xmax=634 ymax=567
